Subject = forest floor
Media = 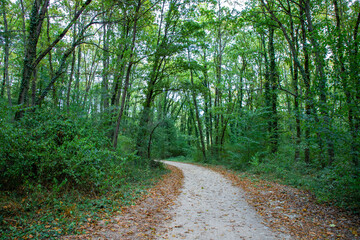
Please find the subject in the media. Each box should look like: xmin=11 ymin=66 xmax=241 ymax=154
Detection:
xmin=63 ymin=164 xmax=183 ymax=240
xmin=64 ymin=161 xmax=360 ymax=240
xmin=208 ymin=164 xmax=360 ymax=240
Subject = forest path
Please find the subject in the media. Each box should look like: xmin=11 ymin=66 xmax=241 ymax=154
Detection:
xmin=156 ymin=161 xmax=289 ymax=240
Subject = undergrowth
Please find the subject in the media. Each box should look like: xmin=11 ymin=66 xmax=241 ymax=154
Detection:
xmin=0 ymin=165 xmax=166 ymax=239
xmin=245 ymin=154 xmax=360 ymax=213
xmin=176 ymin=146 xmax=360 ymax=213
xmin=0 ymin=106 xmax=168 ymax=239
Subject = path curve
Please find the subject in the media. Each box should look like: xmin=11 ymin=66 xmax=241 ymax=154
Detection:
xmin=157 ymin=161 xmax=289 ymax=240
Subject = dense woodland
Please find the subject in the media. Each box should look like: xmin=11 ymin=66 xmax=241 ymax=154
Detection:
xmin=0 ymin=0 xmax=359 ymax=237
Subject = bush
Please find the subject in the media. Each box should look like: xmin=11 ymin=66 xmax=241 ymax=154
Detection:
xmin=0 ymin=106 xmax=168 ymax=238
xmin=244 ymin=146 xmax=360 ymax=211
xmin=0 ymin=108 xmax=122 ymax=191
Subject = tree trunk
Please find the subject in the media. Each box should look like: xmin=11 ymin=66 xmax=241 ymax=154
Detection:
xmin=102 ymin=13 xmax=110 ymax=111
xmin=202 ymin=49 xmax=212 ymax=150
xmin=287 ymin=0 xmax=301 ymax=161
xmin=299 ymin=2 xmax=312 ymax=164
xmin=189 ymin=50 xmax=207 ymax=162
xmin=31 ymin=69 xmax=37 ymax=106
xmin=74 ymin=45 xmax=82 ymax=105
xmin=350 ymin=11 xmax=360 ymax=166
xmin=113 ymin=0 xmax=142 ymax=149
xmin=16 ymin=0 xmax=50 ymax=118
xmin=2 ymin=2 xmax=12 ymax=106
xmin=303 ymin=0 xmax=334 ymax=165
xmin=268 ymin=27 xmax=278 ymax=153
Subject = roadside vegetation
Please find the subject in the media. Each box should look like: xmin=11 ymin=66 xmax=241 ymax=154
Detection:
xmin=0 ymin=106 xmax=167 ymax=239
xmin=1 ymin=0 xmax=359 ymax=238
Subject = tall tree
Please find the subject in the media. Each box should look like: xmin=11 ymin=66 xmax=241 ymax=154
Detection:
xmin=16 ymin=0 xmax=92 ymax=118
xmin=1 ymin=0 xmax=12 ymax=106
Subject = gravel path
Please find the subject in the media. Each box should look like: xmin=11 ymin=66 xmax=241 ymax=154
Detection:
xmin=157 ymin=161 xmax=289 ymax=240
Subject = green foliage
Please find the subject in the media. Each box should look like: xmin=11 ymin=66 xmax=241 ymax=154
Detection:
xmin=0 ymin=107 xmax=117 ymax=190
xmin=151 ymin=119 xmax=191 ymax=159
xmin=202 ymin=106 xmax=360 ymax=212
xmin=0 ymin=163 xmax=166 ymax=239
xmin=0 ymin=105 xmax=168 ymax=238
xmin=224 ymin=108 xmax=269 ymax=170
xmin=244 ymin=146 xmax=360 ymax=212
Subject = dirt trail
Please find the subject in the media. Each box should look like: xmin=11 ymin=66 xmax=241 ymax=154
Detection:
xmin=157 ymin=161 xmax=290 ymax=240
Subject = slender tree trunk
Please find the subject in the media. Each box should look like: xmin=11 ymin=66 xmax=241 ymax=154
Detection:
xmin=262 ymin=27 xmax=278 ymax=154
xmin=293 ymin=62 xmax=301 ymax=161
xmin=67 ymin=50 xmax=76 ymax=110
xmin=16 ymin=0 xmax=50 ymax=117
xmin=111 ymin=20 xmax=130 ymax=106
xmin=202 ymin=50 xmax=212 ymax=150
xmin=31 ymin=69 xmax=37 ymax=106
xmin=1 ymin=73 xmax=4 ymax=99
xmin=269 ymin=27 xmax=278 ymax=153
xmin=189 ymin=50 xmax=207 ymax=162
xmin=46 ymin=16 xmax=56 ymax=107
xmin=111 ymin=52 xmax=126 ymax=106
xmin=287 ymin=0 xmax=301 ymax=161
xmin=19 ymin=0 xmax=26 ymax=52
xmin=303 ymin=0 xmax=334 ymax=165
xmin=299 ymin=2 xmax=312 ymax=164
xmin=350 ymin=11 xmax=360 ymax=166
xmin=102 ymin=13 xmax=110 ymax=111
xmin=2 ymin=2 xmax=12 ymax=106
xmin=147 ymin=122 xmax=161 ymax=161
xmin=74 ymin=45 xmax=82 ymax=104
xmin=213 ymin=0 xmax=223 ymax=157
xmin=82 ymin=53 xmax=98 ymax=108
xmin=66 ymin=3 xmax=79 ymax=111
xmin=113 ymin=0 xmax=142 ymax=149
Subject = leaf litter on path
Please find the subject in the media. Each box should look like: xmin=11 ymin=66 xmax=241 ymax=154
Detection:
xmin=157 ymin=161 xmax=290 ymax=240
xmin=63 ymin=162 xmax=359 ymax=240
xmin=209 ymin=166 xmax=360 ymax=240
xmin=62 ymin=164 xmax=183 ymax=240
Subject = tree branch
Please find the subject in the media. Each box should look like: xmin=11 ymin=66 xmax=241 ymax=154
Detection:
xmin=33 ymin=0 xmax=92 ymax=68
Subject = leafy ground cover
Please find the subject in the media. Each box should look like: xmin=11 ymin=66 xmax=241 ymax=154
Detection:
xmin=210 ymin=166 xmax=360 ymax=239
xmin=63 ymin=164 xmax=183 ymax=239
xmin=0 ymin=107 xmax=173 ymax=239
xmin=0 ymin=165 xmax=168 ymax=240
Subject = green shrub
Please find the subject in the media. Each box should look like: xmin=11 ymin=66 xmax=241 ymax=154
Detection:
xmin=0 ymin=108 xmax=121 ymax=191
xmin=0 ymin=106 xmax=168 ymax=238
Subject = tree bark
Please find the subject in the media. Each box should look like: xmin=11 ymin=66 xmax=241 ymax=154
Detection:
xmin=189 ymin=50 xmax=207 ymax=162
xmin=113 ymin=0 xmax=142 ymax=149
xmin=102 ymin=11 xmax=110 ymax=111
xmin=287 ymin=0 xmax=301 ymax=161
xmin=16 ymin=0 xmax=92 ymax=118
xmin=2 ymin=1 xmax=12 ymax=106
xmin=202 ymin=49 xmax=212 ymax=150
xmin=350 ymin=11 xmax=360 ymax=166
xmin=268 ymin=27 xmax=278 ymax=153
xmin=16 ymin=0 xmax=50 ymax=116
xmin=303 ymin=0 xmax=334 ymax=165
xmin=66 ymin=2 xmax=79 ymax=111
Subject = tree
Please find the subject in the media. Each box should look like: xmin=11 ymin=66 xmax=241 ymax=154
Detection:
xmin=16 ymin=0 xmax=92 ymax=118
xmin=1 ymin=0 xmax=12 ymax=106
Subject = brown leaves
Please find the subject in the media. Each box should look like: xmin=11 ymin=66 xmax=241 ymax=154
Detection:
xmin=210 ymin=166 xmax=360 ymax=240
xmin=63 ymin=165 xmax=184 ymax=239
